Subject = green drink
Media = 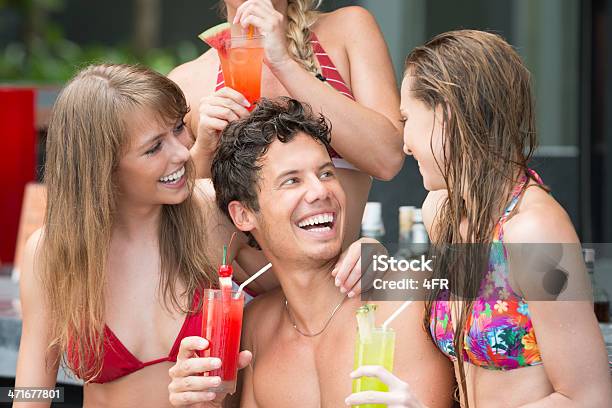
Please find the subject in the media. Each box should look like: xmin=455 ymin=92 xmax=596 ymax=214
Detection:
xmin=352 ymin=305 xmax=396 ymax=408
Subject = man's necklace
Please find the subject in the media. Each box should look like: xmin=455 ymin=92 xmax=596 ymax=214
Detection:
xmin=284 ymin=295 xmax=347 ymax=337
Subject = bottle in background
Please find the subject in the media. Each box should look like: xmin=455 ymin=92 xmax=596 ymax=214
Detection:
xmin=410 ymin=208 xmax=429 ymax=256
xmin=395 ymin=206 xmax=415 ymax=260
xmin=584 ymin=248 xmax=610 ymax=323
xmin=361 ymin=202 xmax=385 ymax=242
xmin=410 ymin=209 xmax=429 ymax=244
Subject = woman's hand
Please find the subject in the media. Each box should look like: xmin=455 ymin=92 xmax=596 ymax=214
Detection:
xmin=233 ymin=0 xmax=293 ymax=68
xmin=332 ymin=237 xmax=385 ymax=297
xmin=345 ymin=366 xmax=426 ymax=408
xmin=195 ymin=88 xmax=251 ymax=157
xmin=168 ymin=336 xmax=252 ymax=407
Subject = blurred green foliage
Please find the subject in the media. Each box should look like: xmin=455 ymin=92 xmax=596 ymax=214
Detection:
xmin=0 ymin=38 xmax=201 ymax=83
xmin=0 ymin=0 xmax=201 ymax=83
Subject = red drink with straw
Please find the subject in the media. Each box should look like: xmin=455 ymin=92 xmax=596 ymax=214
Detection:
xmin=198 ymin=237 xmax=273 ymax=394
xmin=200 ymin=23 xmax=264 ymax=108
xmin=199 ymin=244 xmax=245 ymax=394
xmin=201 ymin=288 xmax=244 ymax=394
xmin=218 ymin=42 xmax=264 ymax=107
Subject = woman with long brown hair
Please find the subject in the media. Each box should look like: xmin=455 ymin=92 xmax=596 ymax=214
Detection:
xmin=346 ymin=30 xmax=611 ymax=407
xmin=13 ymin=63 xmax=260 ymax=407
xmin=170 ymin=0 xmax=404 ymax=297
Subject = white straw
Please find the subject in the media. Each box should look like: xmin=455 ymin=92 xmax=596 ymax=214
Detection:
xmin=382 ymin=301 xmax=413 ymax=330
xmin=238 ymin=263 xmax=272 ymax=293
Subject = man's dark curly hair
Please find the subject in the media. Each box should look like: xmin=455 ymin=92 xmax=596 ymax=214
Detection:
xmin=211 ymin=97 xmax=332 ymax=247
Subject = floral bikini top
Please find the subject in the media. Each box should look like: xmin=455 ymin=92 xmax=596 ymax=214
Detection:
xmin=430 ymin=170 xmax=545 ymax=370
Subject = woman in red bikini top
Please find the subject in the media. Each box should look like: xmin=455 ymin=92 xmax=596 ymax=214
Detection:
xmin=12 ymin=64 xmax=251 ymax=408
xmin=169 ymin=0 xmax=405 ymax=251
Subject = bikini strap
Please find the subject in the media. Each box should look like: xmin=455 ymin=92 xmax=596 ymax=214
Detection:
xmin=496 ymin=169 xmax=544 ymax=241
xmin=215 ymin=66 xmax=224 ymax=91
xmin=308 ymin=32 xmax=355 ymax=100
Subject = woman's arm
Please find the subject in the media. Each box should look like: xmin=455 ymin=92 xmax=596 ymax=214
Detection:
xmin=236 ymin=2 xmax=404 ymax=180
xmin=517 ymin=299 xmax=612 ymax=407
xmin=505 ymin=204 xmax=612 ymax=407
xmin=13 ymin=229 xmax=60 ymax=408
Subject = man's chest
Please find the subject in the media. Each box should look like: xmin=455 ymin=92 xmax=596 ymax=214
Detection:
xmin=251 ymin=331 xmax=356 ymax=407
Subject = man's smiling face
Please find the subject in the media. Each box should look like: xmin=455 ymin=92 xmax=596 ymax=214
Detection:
xmin=250 ymin=132 xmax=346 ymax=265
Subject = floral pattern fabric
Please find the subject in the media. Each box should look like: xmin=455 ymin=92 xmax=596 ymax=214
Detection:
xmin=430 ymin=170 xmax=544 ymax=370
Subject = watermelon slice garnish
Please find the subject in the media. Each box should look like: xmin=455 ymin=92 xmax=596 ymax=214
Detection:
xmin=198 ymin=22 xmax=231 ymax=52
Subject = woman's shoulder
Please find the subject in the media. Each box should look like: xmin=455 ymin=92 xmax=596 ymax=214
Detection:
xmin=167 ymin=49 xmax=219 ymax=110
xmin=21 ymin=227 xmax=45 ymax=272
xmin=168 ymin=49 xmax=220 ymax=133
xmin=168 ymin=49 xmax=217 ymax=83
xmin=314 ymin=6 xmax=379 ymax=40
xmin=19 ymin=228 xmax=47 ymax=302
xmin=503 ymin=185 xmax=579 ymax=244
xmin=317 ymin=5 xmax=377 ymax=27
xmin=422 ymin=190 xmax=448 ymax=241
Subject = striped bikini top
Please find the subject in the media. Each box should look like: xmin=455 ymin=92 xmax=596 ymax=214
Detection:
xmin=215 ymin=32 xmax=358 ymax=171
xmin=430 ymin=169 xmax=546 ymax=370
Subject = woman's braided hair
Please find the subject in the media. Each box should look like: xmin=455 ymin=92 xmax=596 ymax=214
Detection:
xmin=285 ymin=0 xmax=323 ymax=74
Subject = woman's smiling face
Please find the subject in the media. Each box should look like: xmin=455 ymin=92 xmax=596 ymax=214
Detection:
xmin=400 ymin=72 xmax=448 ymax=191
xmin=115 ymin=107 xmax=192 ymax=208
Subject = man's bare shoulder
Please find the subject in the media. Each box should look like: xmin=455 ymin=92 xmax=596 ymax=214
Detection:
xmin=244 ymin=289 xmax=284 ymax=328
xmin=241 ymin=289 xmax=284 ymax=353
